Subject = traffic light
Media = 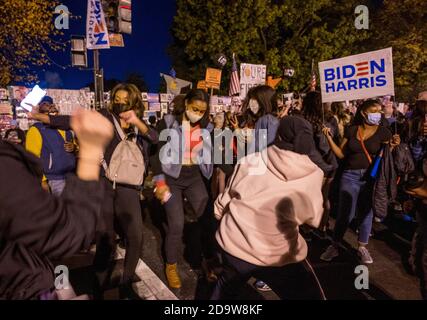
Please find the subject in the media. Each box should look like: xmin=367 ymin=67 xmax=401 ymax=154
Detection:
xmin=102 ymin=0 xmax=131 ymax=34
xmin=102 ymin=0 xmax=119 ymax=33
xmin=71 ymin=36 xmax=87 ymax=68
xmin=118 ymin=0 xmax=132 ymax=34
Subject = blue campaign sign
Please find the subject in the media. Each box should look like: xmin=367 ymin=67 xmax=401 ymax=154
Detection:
xmin=319 ymin=48 xmax=394 ymax=103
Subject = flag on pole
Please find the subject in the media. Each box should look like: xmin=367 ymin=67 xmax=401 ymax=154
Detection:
xmin=86 ymin=0 xmax=110 ymax=50
xmin=310 ymin=59 xmax=317 ymax=91
xmin=160 ymin=73 xmax=193 ymax=95
xmin=229 ymin=53 xmax=240 ymax=96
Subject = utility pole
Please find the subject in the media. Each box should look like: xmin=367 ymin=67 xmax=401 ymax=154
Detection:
xmin=93 ymin=49 xmax=104 ymax=110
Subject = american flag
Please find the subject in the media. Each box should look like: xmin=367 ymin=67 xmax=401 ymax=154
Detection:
xmin=229 ymin=53 xmax=240 ymax=96
xmin=310 ymin=59 xmax=317 ymax=91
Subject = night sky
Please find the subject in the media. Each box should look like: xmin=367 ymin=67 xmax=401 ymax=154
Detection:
xmin=38 ymin=0 xmax=176 ymax=92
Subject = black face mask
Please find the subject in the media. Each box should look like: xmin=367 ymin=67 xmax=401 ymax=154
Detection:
xmin=112 ymin=103 xmax=128 ymax=116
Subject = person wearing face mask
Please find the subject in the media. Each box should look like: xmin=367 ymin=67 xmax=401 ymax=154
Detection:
xmin=28 ymin=84 xmax=159 ymax=299
xmin=320 ymin=99 xmax=400 ymax=264
xmin=152 ymin=89 xmax=213 ymax=289
xmin=94 ymin=83 xmax=158 ymax=299
xmin=242 ymin=85 xmax=280 ymax=154
xmin=25 ymin=96 xmax=77 ymax=195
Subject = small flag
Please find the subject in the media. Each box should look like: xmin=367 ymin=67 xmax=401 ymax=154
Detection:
xmin=310 ymin=59 xmax=317 ymax=91
xmin=229 ymin=53 xmax=240 ymax=96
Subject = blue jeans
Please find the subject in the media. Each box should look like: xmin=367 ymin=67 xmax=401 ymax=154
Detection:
xmin=333 ymin=169 xmax=373 ymax=245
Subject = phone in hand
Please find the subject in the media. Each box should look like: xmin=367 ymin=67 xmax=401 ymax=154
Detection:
xmin=20 ymin=85 xmax=46 ymax=112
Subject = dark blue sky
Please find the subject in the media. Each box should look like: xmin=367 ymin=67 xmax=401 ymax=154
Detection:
xmin=38 ymin=0 xmax=176 ymax=91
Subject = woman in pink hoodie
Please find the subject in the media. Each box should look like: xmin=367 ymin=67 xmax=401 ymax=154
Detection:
xmin=211 ymin=116 xmax=327 ymax=300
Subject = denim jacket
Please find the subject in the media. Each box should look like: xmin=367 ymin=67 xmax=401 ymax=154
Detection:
xmin=153 ymin=115 xmax=214 ymax=180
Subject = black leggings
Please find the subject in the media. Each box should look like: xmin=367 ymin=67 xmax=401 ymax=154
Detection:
xmin=163 ymin=166 xmax=209 ymax=264
xmin=94 ymin=179 xmax=143 ymax=286
xmin=211 ymin=250 xmax=324 ymax=300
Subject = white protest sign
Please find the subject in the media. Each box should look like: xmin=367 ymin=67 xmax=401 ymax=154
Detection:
xmin=86 ymin=0 xmax=110 ymax=50
xmin=240 ymin=63 xmax=267 ymax=100
xmin=319 ymin=48 xmax=394 ymax=103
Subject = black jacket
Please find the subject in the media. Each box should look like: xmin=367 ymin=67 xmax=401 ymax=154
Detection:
xmin=372 ymin=144 xmax=397 ymax=220
xmin=0 ymin=141 xmax=105 ymax=299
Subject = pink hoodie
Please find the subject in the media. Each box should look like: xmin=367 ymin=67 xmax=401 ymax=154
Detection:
xmin=214 ymin=145 xmax=324 ymax=267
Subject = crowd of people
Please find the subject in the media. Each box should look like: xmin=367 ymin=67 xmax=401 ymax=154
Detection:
xmin=0 ymin=83 xmax=426 ymax=300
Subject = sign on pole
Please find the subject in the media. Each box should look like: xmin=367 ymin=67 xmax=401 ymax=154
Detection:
xmin=205 ymin=68 xmax=222 ymax=89
xmin=86 ymin=0 xmax=110 ymax=50
xmin=239 ymin=63 xmax=267 ymax=99
xmin=109 ymin=33 xmax=125 ymax=47
xmin=319 ymin=48 xmax=394 ymax=103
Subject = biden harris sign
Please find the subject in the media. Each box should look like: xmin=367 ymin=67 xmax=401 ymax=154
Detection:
xmin=319 ymin=48 xmax=394 ymax=103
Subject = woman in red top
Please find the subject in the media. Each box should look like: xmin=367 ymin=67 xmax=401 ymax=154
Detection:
xmin=152 ymin=89 xmax=213 ymax=289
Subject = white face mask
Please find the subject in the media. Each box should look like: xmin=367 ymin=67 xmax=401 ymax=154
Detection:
xmin=186 ymin=110 xmax=203 ymax=124
xmin=249 ymin=99 xmax=260 ymax=115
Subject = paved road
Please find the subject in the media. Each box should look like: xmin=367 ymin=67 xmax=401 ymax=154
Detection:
xmin=62 ymin=189 xmax=422 ymax=300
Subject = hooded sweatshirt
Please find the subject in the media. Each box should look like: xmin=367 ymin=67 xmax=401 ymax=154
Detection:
xmin=214 ymin=145 xmax=324 ymax=267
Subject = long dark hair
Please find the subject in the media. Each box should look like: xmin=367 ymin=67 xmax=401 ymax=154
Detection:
xmin=170 ymin=94 xmax=186 ymax=116
xmin=109 ymin=83 xmax=145 ymax=118
xmin=407 ymin=100 xmax=427 ymax=140
xmin=302 ymin=91 xmax=334 ymax=132
xmin=243 ymin=85 xmax=278 ymax=126
xmin=353 ymin=99 xmax=382 ymax=126
xmin=178 ymin=89 xmax=211 ymax=128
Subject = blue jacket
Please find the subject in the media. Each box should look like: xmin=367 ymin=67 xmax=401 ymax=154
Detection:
xmin=32 ymin=122 xmax=76 ymax=180
xmin=153 ymin=115 xmax=214 ymax=180
xmin=254 ymin=114 xmax=280 ymax=152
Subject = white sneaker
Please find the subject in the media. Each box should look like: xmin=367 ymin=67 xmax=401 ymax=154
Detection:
xmin=358 ymin=247 xmax=374 ymax=264
xmin=320 ymin=245 xmax=339 ymax=262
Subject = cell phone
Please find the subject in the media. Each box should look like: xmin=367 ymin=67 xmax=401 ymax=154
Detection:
xmin=20 ymin=85 xmax=46 ymax=112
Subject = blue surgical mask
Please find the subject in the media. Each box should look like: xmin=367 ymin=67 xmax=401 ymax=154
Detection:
xmin=366 ymin=112 xmax=382 ymax=125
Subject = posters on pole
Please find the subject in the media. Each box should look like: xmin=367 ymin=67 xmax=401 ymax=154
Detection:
xmin=160 ymin=94 xmax=169 ymax=103
xmin=109 ymin=33 xmax=124 ymax=47
xmin=197 ymin=80 xmax=208 ymax=91
xmin=46 ymin=89 xmax=92 ymax=114
xmin=147 ymin=93 xmax=160 ymax=103
xmin=239 ymin=63 xmax=267 ymax=100
xmin=0 ymin=88 xmax=9 ymax=100
xmin=318 ymin=48 xmax=395 ymax=103
xmin=86 ymin=0 xmax=110 ymax=50
xmin=205 ymin=68 xmax=222 ymax=89
xmin=8 ymin=86 xmax=29 ymax=103
xmin=149 ymin=102 xmax=161 ymax=112
xmin=0 ymin=103 xmax=12 ymax=115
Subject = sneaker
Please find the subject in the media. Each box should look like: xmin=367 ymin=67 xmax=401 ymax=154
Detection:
xmin=320 ymin=245 xmax=339 ymax=262
xmin=254 ymin=280 xmax=272 ymax=292
xmin=358 ymin=247 xmax=374 ymax=264
xmin=165 ymin=263 xmax=182 ymax=289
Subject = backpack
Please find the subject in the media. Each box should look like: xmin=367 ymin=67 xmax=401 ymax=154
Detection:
xmin=102 ymin=116 xmax=145 ymax=189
